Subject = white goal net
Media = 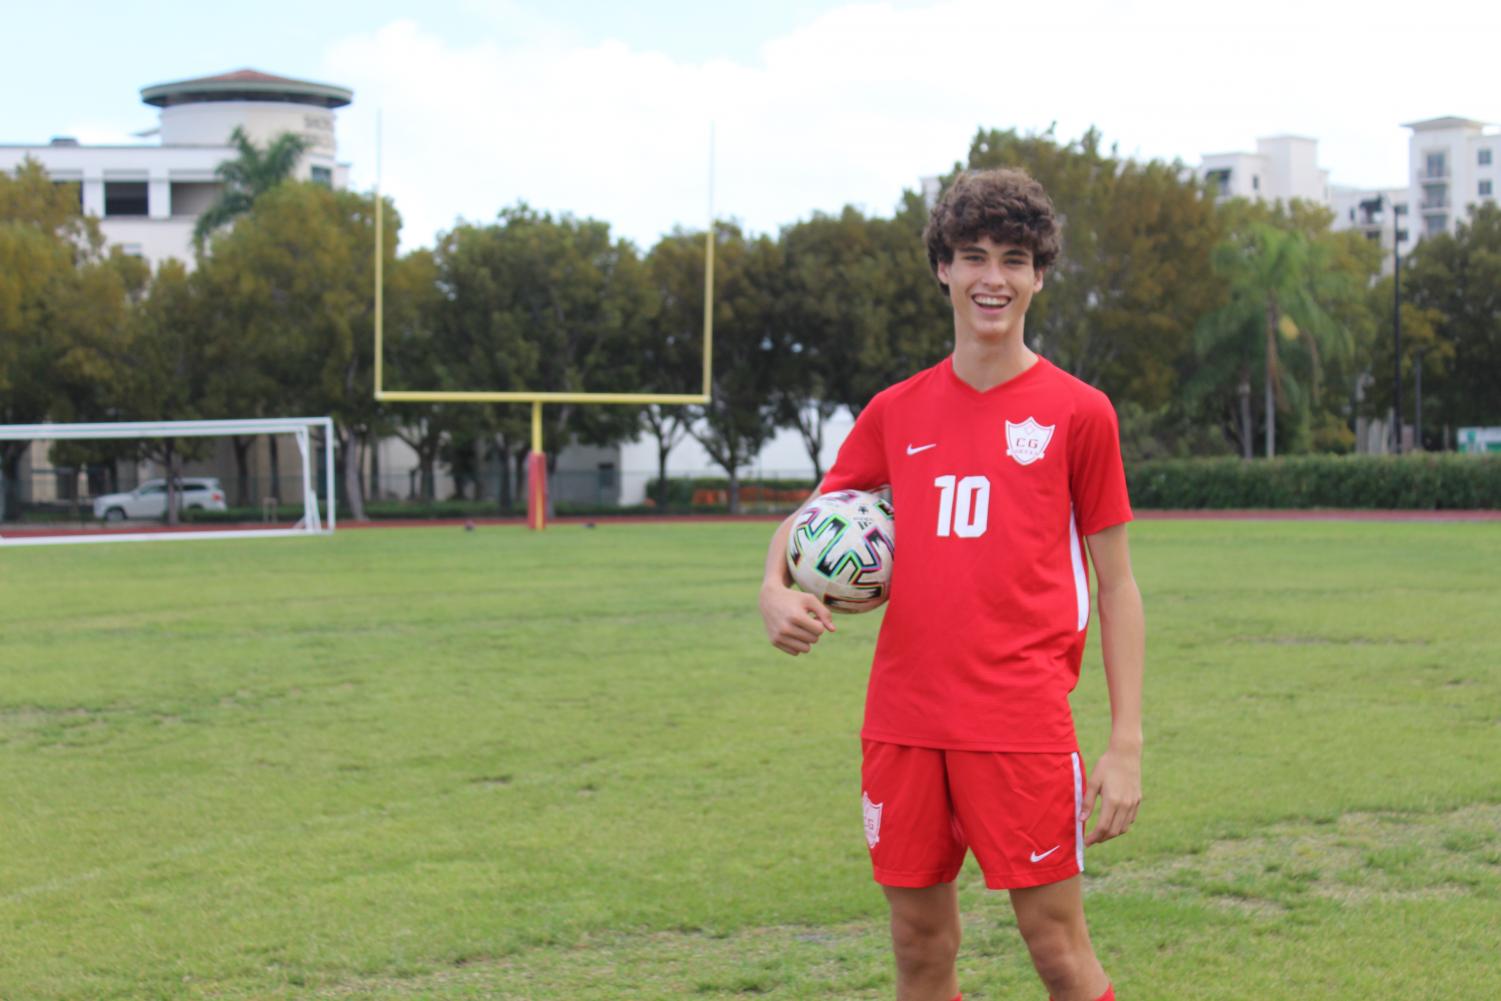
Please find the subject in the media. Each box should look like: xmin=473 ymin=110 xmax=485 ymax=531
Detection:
xmin=0 ymin=417 xmax=335 ymax=547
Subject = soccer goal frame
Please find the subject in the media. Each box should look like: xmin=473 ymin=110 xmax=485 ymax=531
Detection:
xmin=0 ymin=417 xmax=335 ymax=547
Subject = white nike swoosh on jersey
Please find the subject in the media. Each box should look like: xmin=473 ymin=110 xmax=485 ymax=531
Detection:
xmin=906 ymin=443 xmax=937 ymax=455
xmin=1029 ymin=845 xmax=1061 ymax=863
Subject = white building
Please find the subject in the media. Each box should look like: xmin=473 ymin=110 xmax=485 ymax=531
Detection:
xmin=1204 ymin=118 xmax=1500 ymax=262
xmin=0 ymin=68 xmax=352 ymax=268
xmin=1403 ymin=116 xmax=1499 ymax=240
xmin=1198 ymin=135 xmax=1330 ymax=205
xmin=1328 ymin=185 xmax=1414 ymax=260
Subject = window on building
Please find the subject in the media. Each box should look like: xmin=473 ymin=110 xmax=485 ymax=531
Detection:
xmin=1364 ymin=231 xmax=1380 ymax=242
xmin=1397 ymin=229 xmax=1409 ymax=243
xmin=170 ymin=181 xmax=221 ymax=217
xmin=310 ymin=165 xmax=332 ymax=187
xmin=1424 ymin=151 xmax=1447 ymax=178
xmin=1480 ymin=148 xmax=1493 ymax=167
xmin=1482 ymin=180 xmax=1494 ymax=198
xmin=1421 ymin=183 xmax=1448 ymax=209
xmin=1205 ymin=168 xmax=1231 ymax=197
xmin=1252 ymin=174 xmax=1260 ymax=191
xmin=103 ymin=181 xmax=148 ymax=217
xmin=1424 ymin=214 xmax=1447 ymax=236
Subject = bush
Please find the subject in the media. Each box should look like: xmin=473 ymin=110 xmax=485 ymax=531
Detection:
xmin=1127 ymin=454 xmax=1501 ymax=510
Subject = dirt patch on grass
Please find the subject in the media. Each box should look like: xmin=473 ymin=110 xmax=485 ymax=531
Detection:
xmin=279 ymin=806 xmax=1501 ymax=1000
xmin=1084 ymin=804 xmax=1501 ymax=913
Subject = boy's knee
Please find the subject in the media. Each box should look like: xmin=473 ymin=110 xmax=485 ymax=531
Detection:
xmin=1017 ymin=918 xmax=1093 ymax=990
xmin=889 ymin=907 xmax=961 ymax=970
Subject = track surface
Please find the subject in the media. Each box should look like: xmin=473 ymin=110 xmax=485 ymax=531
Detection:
xmin=2 ymin=507 xmax=1498 ymax=541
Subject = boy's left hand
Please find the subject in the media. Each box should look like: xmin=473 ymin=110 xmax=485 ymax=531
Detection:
xmin=1081 ymin=747 xmax=1141 ymax=846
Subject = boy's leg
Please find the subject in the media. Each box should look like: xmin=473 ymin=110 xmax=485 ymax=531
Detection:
xmin=883 ymin=882 xmax=961 ymax=1001
xmin=862 ymin=741 xmax=967 ymax=1001
xmin=1008 ymin=876 xmax=1109 ymax=1001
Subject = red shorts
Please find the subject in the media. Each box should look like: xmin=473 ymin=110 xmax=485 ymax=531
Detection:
xmin=861 ymin=739 xmax=1086 ymax=890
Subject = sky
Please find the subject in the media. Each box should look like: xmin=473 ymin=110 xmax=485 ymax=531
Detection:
xmin=8 ymin=0 xmax=1501 ymax=252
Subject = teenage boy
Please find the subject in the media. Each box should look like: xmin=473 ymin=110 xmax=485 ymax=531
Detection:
xmin=759 ymin=168 xmax=1143 ymax=1001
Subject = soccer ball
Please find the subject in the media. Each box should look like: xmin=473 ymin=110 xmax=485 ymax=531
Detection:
xmin=786 ymin=490 xmax=895 ymax=613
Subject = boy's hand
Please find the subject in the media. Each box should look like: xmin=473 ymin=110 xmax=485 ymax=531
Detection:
xmin=1081 ymin=746 xmax=1142 ymax=846
xmin=760 ymin=584 xmax=835 ymax=655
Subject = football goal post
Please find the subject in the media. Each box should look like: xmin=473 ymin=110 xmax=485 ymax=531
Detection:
xmin=370 ymin=122 xmax=718 ymax=530
xmin=0 ymin=417 xmax=335 ymax=547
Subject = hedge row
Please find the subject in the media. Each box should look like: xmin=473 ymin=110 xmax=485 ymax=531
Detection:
xmin=1127 ymin=455 xmax=1501 ymax=510
xmin=166 ymin=458 xmax=1500 ymax=519
xmin=644 ymin=477 xmax=815 ymax=508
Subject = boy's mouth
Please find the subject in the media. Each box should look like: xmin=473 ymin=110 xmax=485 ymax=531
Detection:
xmin=973 ymin=294 xmax=1011 ymax=309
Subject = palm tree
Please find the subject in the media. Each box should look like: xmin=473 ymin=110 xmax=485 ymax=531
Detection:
xmin=192 ymin=127 xmax=310 ymax=249
xmin=1192 ymin=223 xmax=1354 ymax=458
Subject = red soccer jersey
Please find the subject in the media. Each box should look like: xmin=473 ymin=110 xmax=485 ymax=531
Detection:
xmin=820 ymin=355 xmax=1133 ymax=752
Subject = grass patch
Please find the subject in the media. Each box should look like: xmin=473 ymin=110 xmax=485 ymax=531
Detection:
xmin=1 ymin=520 xmax=1498 ymax=999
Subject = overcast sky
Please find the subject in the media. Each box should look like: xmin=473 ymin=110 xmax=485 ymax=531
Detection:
xmin=9 ymin=0 xmax=1501 ymax=251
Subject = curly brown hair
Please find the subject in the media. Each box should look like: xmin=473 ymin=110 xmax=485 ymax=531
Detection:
xmin=923 ymin=168 xmax=1060 ymax=293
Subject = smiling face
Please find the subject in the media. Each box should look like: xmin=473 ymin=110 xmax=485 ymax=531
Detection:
xmin=935 ymin=235 xmax=1045 ymax=348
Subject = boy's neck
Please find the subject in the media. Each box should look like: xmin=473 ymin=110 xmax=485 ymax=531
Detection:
xmin=951 ymin=333 xmax=1038 ymax=393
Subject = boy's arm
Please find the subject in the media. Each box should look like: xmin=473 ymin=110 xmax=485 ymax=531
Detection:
xmin=1081 ymin=522 xmax=1144 ymax=846
xmin=759 ymin=511 xmax=836 ymax=655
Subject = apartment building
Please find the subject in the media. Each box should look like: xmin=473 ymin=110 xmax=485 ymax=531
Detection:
xmin=1202 ymin=118 xmax=1499 ymax=260
xmin=0 ymin=69 xmax=353 ymax=268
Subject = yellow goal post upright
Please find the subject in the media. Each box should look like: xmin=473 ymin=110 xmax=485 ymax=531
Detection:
xmin=371 ymin=120 xmax=716 ymax=530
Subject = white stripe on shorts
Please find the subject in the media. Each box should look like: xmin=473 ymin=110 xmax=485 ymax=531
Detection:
xmin=1071 ymin=751 xmax=1085 ymax=873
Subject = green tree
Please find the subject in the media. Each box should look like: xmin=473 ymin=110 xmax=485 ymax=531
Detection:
xmin=1191 ymin=218 xmax=1366 ymax=458
xmin=778 ymin=204 xmax=949 ymax=481
xmin=0 ymin=160 xmax=140 ymax=518
xmin=197 ymin=182 xmax=394 ymax=519
xmin=963 ymin=128 xmax=1222 ymax=409
xmin=429 ymin=207 xmax=650 ymax=511
xmin=639 ymin=230 xmax=710 ymax=508
xmin=192 ymin=127 xmax=310 ymax=249
xmin=1356 ymin=278 xmax=1448 ymax=449
xmin=839 ymin=192 xmax=953 ymax=414
xmin=382 ymin=247 xmax=463 ymax=502
xmin=429 ymin=220 xmax=538 ymax=508
xmin=1400 ymin=203 xmax=1501 ymax=434
xmin=686 ymin=224 xmax=784 ymax=514
xmin=121 ymin=260 xmax=214 ymax=523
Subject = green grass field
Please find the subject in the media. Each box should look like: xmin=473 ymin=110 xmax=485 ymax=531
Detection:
xmin=2 ymin=520 xmax=1498 ymax=1000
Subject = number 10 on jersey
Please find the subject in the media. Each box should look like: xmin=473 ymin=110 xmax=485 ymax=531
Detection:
xmin=933 ymin=475 xmax=990 ymax=538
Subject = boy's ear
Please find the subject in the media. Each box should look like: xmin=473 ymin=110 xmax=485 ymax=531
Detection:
xmin=1033 ymin=267 xmax=1046 ymax=292
xmin=936 ymin=259 xmax=951 ymax=287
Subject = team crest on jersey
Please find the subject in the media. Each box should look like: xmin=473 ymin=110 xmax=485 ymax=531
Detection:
xmin=862 ymin=791 xmax=883 ymax=849
xmin=1005 ymin=417 xmax=1055 ymax=466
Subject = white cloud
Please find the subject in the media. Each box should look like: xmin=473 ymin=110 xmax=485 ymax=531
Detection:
xmin=321 ymin=1 xmax=1501 ymax=252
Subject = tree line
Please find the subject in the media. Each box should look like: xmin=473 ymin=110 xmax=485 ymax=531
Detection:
xmin=3 ymin=126 xmax=1498 ymax=517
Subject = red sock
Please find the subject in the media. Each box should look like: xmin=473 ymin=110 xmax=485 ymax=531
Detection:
xmin=1049 ymin=987 xmax=1113 ymax=1001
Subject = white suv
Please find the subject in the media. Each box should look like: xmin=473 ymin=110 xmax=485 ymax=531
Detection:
xmin=93 ymin=478 xmax=229 ymax=522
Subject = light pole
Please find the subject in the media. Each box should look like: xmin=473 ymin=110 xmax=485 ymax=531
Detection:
xmin=1391 ymin=199 xmax=1404 ymax=454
